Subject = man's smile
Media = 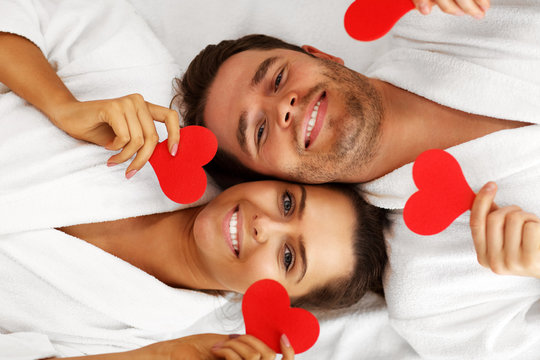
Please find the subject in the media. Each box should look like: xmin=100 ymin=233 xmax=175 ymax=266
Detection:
xmin=303 ymin=91 xmax=327 ymax=149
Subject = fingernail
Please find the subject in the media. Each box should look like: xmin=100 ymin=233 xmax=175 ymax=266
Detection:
xmin=126 ymin=169 xmax=137 ymax=179
xmin=455 ymin=9 xmax=465 ymax=16
xmin=211 ymin=342 xmax=224 ymax=350
xmin=170 ymin=143 xmax=178 ymax=157
xmin=228 ymin=334 xmax=241 ymax=339
xmin=480 ymin=4 xmax=489 ymax=12
xmin=107 ymin=161 xmax=117 ymax=167
xmin=473 ymin=12 xmax=484 ymax=19
xmin=484 ymin=182 xmax=496 ymax=192
xmin=419 ymin=4 xmax=430 ymax=14
xmin=281 ymin=334 xmax=291 ymax=348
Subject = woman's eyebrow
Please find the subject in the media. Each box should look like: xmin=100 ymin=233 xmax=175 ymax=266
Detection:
xmin=296 ymin=238 xmax=307 ymax=284
xmin=297 ymin=184 xmax=306 ymax=220
xmin=251 ymin=56 xmax=280 ymax=87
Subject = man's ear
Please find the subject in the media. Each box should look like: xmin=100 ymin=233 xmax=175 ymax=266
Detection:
xmin=301 ymin=45 xmax=345 ymax=65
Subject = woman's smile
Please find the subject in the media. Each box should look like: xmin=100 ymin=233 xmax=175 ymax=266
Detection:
xmin=223 ymin=205 xmax=242 ymax=257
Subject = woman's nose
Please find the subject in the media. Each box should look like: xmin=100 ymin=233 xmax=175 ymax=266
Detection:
xmin=276 ymin=92 xmax=297 ymax=129
xmin=252 ymin=214 xmax=287 ymax=245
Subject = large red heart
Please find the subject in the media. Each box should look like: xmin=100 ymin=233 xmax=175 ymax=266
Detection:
xmin=242 ymin=279 xmax=320 ymax=354
xmin=403 ymin=149 xmax=476 ymax=235
xmin=344 ymin=0 xmax=415 ymax=41
xmin=149 ymin=126 xmax=217 ymax=204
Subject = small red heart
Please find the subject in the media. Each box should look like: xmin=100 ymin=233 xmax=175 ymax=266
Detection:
xmin=242 ymin=279 xmax=320 ymax=354
xmin=149 ymin=126 xmax=217 ymax=204
xmin=403 ymin=149 xmax=476 ymax=236
xmin=344 ymin=0 xmax=415 ymax=41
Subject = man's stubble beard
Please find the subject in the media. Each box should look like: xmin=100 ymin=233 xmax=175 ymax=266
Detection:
xmin=290 ymin=58 xmax=384 ymax=183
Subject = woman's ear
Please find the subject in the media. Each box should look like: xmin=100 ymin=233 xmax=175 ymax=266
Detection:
xmin=301 ymin=45 xmax=345 ymax=65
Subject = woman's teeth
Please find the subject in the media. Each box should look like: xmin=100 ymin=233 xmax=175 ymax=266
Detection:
xmin=229 ymin=211 xmax=239 ymax=254
xmin=306 ymin=100 xmax=321 ymax=145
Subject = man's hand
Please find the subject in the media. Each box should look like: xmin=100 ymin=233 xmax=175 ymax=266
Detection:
xmin=52 ymin=95 xmax=180 ymax=179
xmin=412 ymin=0 xmax=490 ymax=18
xmin=470 ymin=182 xmax=540 ymax=278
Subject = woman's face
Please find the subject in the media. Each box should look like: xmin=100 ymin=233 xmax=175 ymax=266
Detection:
xmin=193 ymin=181 xmax=357 ymax=298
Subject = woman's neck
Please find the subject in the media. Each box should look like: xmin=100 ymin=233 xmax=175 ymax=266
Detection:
xmin=59 ymin=206 xmax=220 ymax=290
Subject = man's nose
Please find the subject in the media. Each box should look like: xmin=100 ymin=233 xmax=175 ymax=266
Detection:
xmin=276 ymin=91 xmax=297 ymax=129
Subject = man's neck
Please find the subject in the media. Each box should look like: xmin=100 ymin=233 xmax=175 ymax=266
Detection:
xmin=344 ymin=80 xmax=527 ymax=182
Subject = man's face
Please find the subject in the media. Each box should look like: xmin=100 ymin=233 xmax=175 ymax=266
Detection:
xmin=204 ymin=47 xmax=383 ymax=183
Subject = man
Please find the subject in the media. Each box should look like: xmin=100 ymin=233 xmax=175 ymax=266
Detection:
xmin=177 ymin=8 xmax=539 ymax=185
xmin=177 ymin=1 xmax=540 ymax=358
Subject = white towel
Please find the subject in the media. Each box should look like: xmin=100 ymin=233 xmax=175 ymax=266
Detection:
xmin=0 ymin=0 xmax=220 ymax=235
xmin=0 ymin=1 xmax=227 ymax=358
xmin=364 ymin=123 xmax=540 ymax=359
xmin=366 ymin=0 xmax=540 ymax=124
xmin=0 ymin=228 xmax=232 ymax=358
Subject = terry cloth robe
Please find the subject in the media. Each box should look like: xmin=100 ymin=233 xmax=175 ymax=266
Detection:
xmin=0 ymin=1 xmax=228 ymax=359
xmin=366 ymin=0 xmax=540 ymax=125
xmin=362 ymin=2 xmax=540 ymax=359
xmin=364 ymin=125 xmax=540 ymax=360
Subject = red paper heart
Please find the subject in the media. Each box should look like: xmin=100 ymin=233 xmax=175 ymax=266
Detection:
xmin=403 ymin=149 xmax=476 ymax=235
xmin=149 ymin=126 xmax=217 ymax=204
xmin=242 ymin=279 xmax=320 ymax=354
xmin=344 ymin=0 xmax=415 ymax=41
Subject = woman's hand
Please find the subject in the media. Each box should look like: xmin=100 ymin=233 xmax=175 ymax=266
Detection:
xmin=412 ymin=0 xmax=490 ymax=18
xmin=470 ymin=182 xmax=540 ymax=278
xmin=52 ymin=95 xmax=180 ymax=179
xmin=211 ymin=334 xmax=295 ymax=360
xmin=142 ymin=333 xmax=294 ymax=360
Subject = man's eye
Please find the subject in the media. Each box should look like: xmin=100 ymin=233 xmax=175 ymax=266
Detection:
xmin=283 ymin=244 xmax=295 ymax=271
xmin=274 ymin=71 xmax=283 ymax=92
xmin=257 ymin=122 xmax=266 ymax=144
xmin=282 ymin=191 xmax=295 ymax=216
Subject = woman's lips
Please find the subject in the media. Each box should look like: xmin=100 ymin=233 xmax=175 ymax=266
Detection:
xmin=303 ymin=92 xmax=327 ymax=149
xmin=222 ymin=205 xmax=241 ymax=257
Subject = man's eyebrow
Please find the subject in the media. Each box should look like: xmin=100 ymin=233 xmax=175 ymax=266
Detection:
xmin=296 ymin=238 xmax=307 ymax=284
xmin=251 ymin=56 xmax=280 ymax=87
xmin=236 ymin=111 xmax=248 ymax=154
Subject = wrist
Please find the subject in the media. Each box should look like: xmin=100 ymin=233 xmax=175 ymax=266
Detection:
xmin=45 ymin=95 xmax=79 ymax=127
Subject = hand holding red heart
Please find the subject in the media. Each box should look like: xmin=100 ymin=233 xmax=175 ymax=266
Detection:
xmin=412 ymin=0 xmax=489 ymax=18
xmin=52 ymin=94 xmax=180 ymax=179
xmin=470 ymin=182 xmax=540 ymax=279
xmin=211 ymin=334 xmax=295 ymax=360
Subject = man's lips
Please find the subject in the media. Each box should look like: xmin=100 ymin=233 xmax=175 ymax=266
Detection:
xmin=302 ymin=91 xmax=327 ymax=149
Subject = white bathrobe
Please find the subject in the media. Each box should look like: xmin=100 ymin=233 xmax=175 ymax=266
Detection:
xmin=0 ymin=1 xmax=417 ymax=360
xmin=363 ymin=1 xmax=540 ymax=358
xmin=0 ymin=1 xmax=229 ymax=359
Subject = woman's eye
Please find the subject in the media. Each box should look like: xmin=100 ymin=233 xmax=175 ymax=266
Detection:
xmin=283 ymin=244 xmax=295 ymax=271
xmin=282 ymin=191 xmax=295 ymax=216
xmin=274 ymin=71 xmax=283 ymax=92
xmin=257 ymin=122 xmax=266 ymax=144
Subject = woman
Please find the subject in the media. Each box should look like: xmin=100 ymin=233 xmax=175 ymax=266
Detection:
xmin=0 ymin=24 xmax=389 ymax=360
xmin=36 ymin=179 xmax=387 ymax=360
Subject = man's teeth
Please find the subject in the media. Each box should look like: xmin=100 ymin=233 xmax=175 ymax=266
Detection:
xmin=306 ymin=100 xmax=321 ymax=141
xmin=229 ymin=211 xmax=239 ymax=253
